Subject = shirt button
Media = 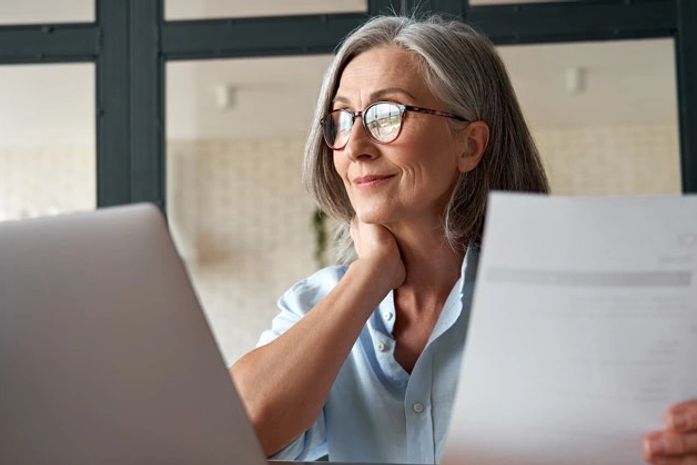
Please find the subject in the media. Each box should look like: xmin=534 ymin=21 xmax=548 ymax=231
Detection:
xmin=377 ymin=341 xmax=388 ymax=352
xmin=384 ymin=311 xmax=394 ymax=321
xmin=412 ymin=402 xmax=424 ymax=414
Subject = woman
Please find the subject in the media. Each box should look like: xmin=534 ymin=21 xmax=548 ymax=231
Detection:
xmin=231 ymin=15 xmax=697 ymax=464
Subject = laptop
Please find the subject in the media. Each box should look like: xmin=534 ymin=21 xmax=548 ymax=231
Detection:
xmin=0 ymin=204 xmax=269 ymax=465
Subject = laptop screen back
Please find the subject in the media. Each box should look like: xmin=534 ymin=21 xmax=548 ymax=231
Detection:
xmin=0 ymin=204 xmax=267 ymax=465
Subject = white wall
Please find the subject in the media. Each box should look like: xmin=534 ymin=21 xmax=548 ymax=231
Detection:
xmin=0 ymin=63 xmax=95 ymax=220
xmin=0 ymin=63 xmax=94 ymax=148
xmin=168 ymin=137 xmax=318 ymax=365
xmin=0 ymin=0 xmax=93 ymax=24
xmin=165 ymin=0 xmax=366 ymax=20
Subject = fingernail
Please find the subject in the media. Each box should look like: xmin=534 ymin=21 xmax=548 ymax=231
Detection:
xmin=647 ymin=437 xmax=664 ymax=455
xmin=670 ymin=412 xmax=687 ymax=430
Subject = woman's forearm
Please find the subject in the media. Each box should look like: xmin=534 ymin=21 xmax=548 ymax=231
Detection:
xmin=230 ymin=259 xmax=393 ymax=457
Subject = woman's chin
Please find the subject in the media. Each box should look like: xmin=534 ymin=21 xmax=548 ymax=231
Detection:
xmin=355 ymin=209 xmax=394 ymax=225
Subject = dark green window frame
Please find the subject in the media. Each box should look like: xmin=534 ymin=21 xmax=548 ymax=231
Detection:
xmin=0 ymin=0 xmax=695 ymax=209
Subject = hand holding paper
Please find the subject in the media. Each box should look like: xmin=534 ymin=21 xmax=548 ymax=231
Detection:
xmin=642 ymin=398 xmax=697 ymax=464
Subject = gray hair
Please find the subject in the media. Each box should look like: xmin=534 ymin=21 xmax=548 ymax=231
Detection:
xmin=303 ymin=15 xmax=549 ymax=264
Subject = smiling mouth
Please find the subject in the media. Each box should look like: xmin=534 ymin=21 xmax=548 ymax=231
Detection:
xmin=352 ymin=174 xmax=396 ymax=187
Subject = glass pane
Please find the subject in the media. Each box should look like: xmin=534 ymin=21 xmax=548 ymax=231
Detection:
xmin=166 ymin=0 xmax=366 ymax=20
xmin=0 ymin=0 xmax=93 ymax=25
xmin=499 ymin=38 xmax=680 ymax=194
xmin=0 ymin=63 xmax=95 ymax=222
xmin=167 ymin=55 xmax=332 ymax=365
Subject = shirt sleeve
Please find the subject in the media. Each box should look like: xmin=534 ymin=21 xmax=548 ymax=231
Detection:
xmin=256 ymin=268 xmax=345 ymax=461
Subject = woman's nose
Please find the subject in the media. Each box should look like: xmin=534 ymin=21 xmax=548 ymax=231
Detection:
xmin=344 ymin=116 xmax=378 ymax=162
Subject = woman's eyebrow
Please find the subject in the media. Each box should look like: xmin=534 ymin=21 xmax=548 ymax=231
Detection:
xmin=332 ymin=95 xmax=351 ymax=105
xmin=370 ymin=88 xmax=417 ymax=101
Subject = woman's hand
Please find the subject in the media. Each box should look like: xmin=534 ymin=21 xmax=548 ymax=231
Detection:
xmin=643 ymin=399 xmax=697 ymax=465
xmin=350 ymin=220 xmax=405 ymax=290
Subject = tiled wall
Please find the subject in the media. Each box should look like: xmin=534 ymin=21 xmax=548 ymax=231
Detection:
xmin=0 ymin=144 xmax=95 ymax=221
xmin=535 ymin=124 xmax=681 ymax=195
xmin=167 ymin=136 xmax=320 ymax=365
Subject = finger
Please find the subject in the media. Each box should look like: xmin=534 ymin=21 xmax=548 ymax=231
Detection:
xmin=349 ymin=220 xmax=361 ymax=256
xmin=669 ymin=400 xmax=697 ymax=411
xmin=349 ymin=220 xmax=358 ymax=242
xmin=666 ymin=401 xmax=697 ymax=432
xmin=644 ymin=431 xmax=697 ymax=457
xmin=647 ymin=456 xmax=697 ymax=465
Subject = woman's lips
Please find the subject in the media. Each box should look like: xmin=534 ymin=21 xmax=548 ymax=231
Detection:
xmin=352 ymin=174 xmax=396 ymax=188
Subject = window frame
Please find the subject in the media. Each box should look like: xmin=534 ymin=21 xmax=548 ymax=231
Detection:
xmin=0 ymin=0 xmax=694 ymax=208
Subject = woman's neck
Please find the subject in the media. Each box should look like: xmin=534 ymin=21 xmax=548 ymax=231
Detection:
xmin=386 ymin=221 xmax=465 ymax=374
xmin=386 ymin=221 xmax=464 ymax=313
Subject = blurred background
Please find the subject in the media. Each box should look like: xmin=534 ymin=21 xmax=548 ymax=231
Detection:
xmin=0 ymin=0 xmax=689 ymax=365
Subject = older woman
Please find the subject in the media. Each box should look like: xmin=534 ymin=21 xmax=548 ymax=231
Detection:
xmin=231 ymin=15 xmax=697 ymax=464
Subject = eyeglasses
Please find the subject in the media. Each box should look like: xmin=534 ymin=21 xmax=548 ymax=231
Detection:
xmin=321 ymin=100 xmax=469 ymax=150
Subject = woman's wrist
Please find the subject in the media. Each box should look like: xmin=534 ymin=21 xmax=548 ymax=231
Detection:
xmin=348 ymin=256 xmax=402 ymax=295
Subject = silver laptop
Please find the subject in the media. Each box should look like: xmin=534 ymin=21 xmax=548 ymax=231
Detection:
xmin=0 ymin=204 xmax=268 ymax=465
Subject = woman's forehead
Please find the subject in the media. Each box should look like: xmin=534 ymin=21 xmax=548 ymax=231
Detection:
xmin=334 ymin=46 xmax=433 ymax=105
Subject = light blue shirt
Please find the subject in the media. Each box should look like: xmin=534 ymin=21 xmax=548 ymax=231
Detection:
xmin=257 ymin=245 xmax=479 ymax=464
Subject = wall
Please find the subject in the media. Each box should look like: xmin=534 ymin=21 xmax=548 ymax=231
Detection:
xmin=536 ymin=124 xmax=681 ymax=195
xmin=167 ymin=136 xmax=319 ymax=365
xmin=0 ymin=144 xmax=94 ymax=221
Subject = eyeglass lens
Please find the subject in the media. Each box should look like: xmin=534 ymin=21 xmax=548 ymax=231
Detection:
xmin=324 ymin=102 xmax=403 ymax=149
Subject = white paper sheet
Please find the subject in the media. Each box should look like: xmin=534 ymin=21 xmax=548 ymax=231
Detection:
xmin=442 ymin=193 xmax=697 ymax=465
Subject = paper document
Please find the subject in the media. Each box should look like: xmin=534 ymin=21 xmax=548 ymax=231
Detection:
xmin=442 ymin=193 xmax=697 ymax=465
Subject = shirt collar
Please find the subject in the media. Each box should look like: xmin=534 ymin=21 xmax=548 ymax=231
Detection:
xmin=377 ymin=244 xmax=480 ymax=340
xmin=428 ymin=243 xmax=480 ymax=345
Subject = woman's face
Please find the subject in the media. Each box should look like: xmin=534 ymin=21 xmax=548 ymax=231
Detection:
xmin=332 ymin=45 xmax=469 ymax=229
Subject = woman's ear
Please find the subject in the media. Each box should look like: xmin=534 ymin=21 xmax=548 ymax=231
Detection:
xmin=457 ymin=121 xmax=490 ymax=174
